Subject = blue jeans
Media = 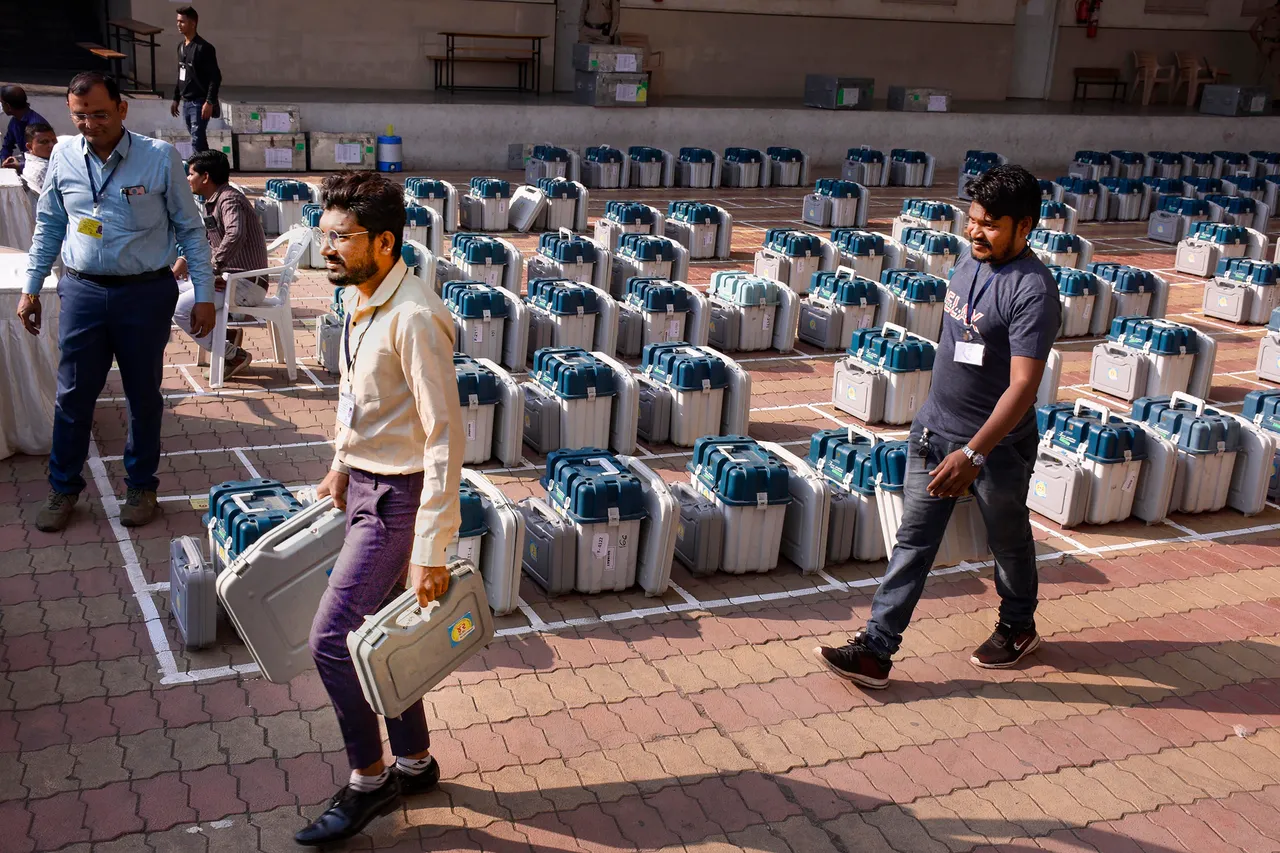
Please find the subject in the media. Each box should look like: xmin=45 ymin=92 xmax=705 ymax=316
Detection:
xmin=50 ymin=271 xmax=179 ymax=496
xmin=309 ymin=469 xmax=430 ymax=770
xmin=182 ymin=100 xmax=208 ymax=153
xmin=864 ymin=427 xmax=1040 ymax=658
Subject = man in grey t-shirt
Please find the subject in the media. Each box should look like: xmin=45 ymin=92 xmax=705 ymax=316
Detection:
xmin=816 ymin=164 xmax=1060 ymax=689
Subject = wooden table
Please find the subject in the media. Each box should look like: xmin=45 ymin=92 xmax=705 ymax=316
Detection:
xmin=434 ymin=32 xmax=548 ymax=94
xmin=107 ymin=18 xmax=164 ymax=96
xmin=1073 ymin=67 xmax=1127 ymax=103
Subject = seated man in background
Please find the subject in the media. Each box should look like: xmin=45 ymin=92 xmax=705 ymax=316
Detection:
xmin=172 ymin=149 xmax=267 ymax=378
xmin=0 ymin=85 xmax=47 ymax=168
xmin=18 ymin=122 xmax=57 ymax=195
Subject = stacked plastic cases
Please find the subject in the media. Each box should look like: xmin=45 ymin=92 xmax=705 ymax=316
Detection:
xmin=1053 ymin=176 xmax=1101 ymax=221
xmin=448 ymin=482 xmax=489 ymax=567
xmin=1205 ymin=194 xmax=1267 ymax=231
xmin=670 ymin=482 xmax=724 ymax=575
xmin=1034 ymin=400 xmax=1147 ymax=526
xmin=830 ymin=229 xmax=894 ymax=282
xmin=1048 ymin=266 xmax=1098 ymax=338
xmin=451 ymin=233 xmax=511 ymax=289
xmin=517 ymin=496 xmax=576 ymax=594
xmin=527 ymin=278 xmax=600 ymax=354
xmin=460 ymin=178 xmax=511 ymax=231
xmin=583 ymin=146 xmax=624 ymax=189
xmin=754 ymin=229 xmax=828 ymax=294
xmin=1257 ymin=308 xmax=1280 ymax=382
xmin=610 ymin=234 xmax=687 ymax=299
xmin=640 ymin=343 xmax=728 ymax=446
xmin=1203 ymin=259 xmax=1280 ymax=324
xmin=872 ymin=441 xmax=989 ymax=568
xmin=454 ymin=355 xmax=500 ymax=464
xmin=1130 ymin=394 xmax=1241 ymax=514
xmin=525 ymin=144 xmax=571 ymax=183
xmin=625 ymin=279 xmax=689 ymax=347
xmin=1182 ymin=151 xmax=1215 ymax=178
xmin=687 ymin=436 xmax=792 ymax=573
xmin=842 ymin=147 xmax=888 ymax=186
xmin=1090 ymin=316 xmax=1215 ymax=402
xmin=832 ymin=323 xmax=936 ymax=425
xmin=169 ymin=536 xmax=218 ymax=650
xmin=1070 ymin=150 xmax=1111 ymax=181
xmin=1145 ymin=151 xmax=1184 ymax=180
xmin=1249 ymin=151 xmax=1280 ymax=177
xmin=708 ymin=272 xmax=780 ymax=351
xmin=443 ymin=281 xmax=507 ymax=362
xmin=1176 ymin=222 xmax=1268 ymax=278
xmin=257 ymin=179 xmax=316 ymax=237
xmin=404 ymin=177 xmax=458 ymax=232
xmin=802 ymin=179 xmax=864 ymax=228
xmin=1110 ymin=150 xmax=1146 ymax=180
xmin=522 ymin=382 xmax=562 ymax=453
xmin=528 ymin=230 xmax=607 ymax=291
xmin=900 ymin=227 xmax=964 ymax=278
xmin=299 ymin=203 xmax=325 ymax=269
xmin=665 ymin=201 xmax=733 ymax=260
xmin=1039 ymin=200 xmax=1073 ymax=232
xmin=207 ymin=479 xmax=305 ymax=573
xmin=808 ymin=426 xmax=889 ymax=562
xmin=892 ymin=198 xmax=963 ymax=240
xmin=542 ymin=450 xmax=646 ymax=592
xmin=508 ymin=184 xmax=548 ymax=232
xmin=1026 ymin=450 xmax=1089 ymax=527
xmin=676 ymin=148 xmax=719 ymax=188
xmin=1148 ymin=196 xmax=1210 ymax=244
xmin=595 ymin=201 xmax=663 ymax=251
xmin=957 ymin=152 xmax=999 ymax=201
xmin=1028 ymin=228 xmax=1091 ymax=269
xmin=627 ymin=146 xmax=674 ymax=188
xmin=802 ymin=270 xmax=880 ymax=351
xmin=722 ymin=147 xmax=767 ymax=188
xmin=880 ymin=269 xmax=946 ymax=342
xmin=889 ymin=149 xmax=934 ymax=188
xmin=1223 ymin=175 xmax=1267 ymax=201
xmin=534 ymin=178 xmax=589 ymax=232
xmin=1242 ymin=390 xmax=1280 ymax=500
xmin=1099 ymin=177 xmax=1144 ymax=221
xmin=531 ymin=347 xmax=618 ymax=449
xmin=1088 ymin=263 xmax=1159 ymax=329
xmin=768 ymin=147 xmax=808 ymax=187
xmin=347 ymin=560 xmax=494 ymax=719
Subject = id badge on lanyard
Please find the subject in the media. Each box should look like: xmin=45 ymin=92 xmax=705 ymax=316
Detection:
xmin=958 ymin=266 xmax=995 ymax=366
xmin=338 ymin=306 xmax=378 ymax=429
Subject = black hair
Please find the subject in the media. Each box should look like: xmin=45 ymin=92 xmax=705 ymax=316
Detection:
xmin=67 ymin=71 xmax=122 ymax=104
xmin=24 ymin=122 xmax=54 ymax=144
xmin=176 ymin=5 xmax=198 ymax=21
xmin=0 ymin=85 xmax=28 ymax=110
xmin=187 ymin=149 xmax=230 ymax=184
xmin=321 ymin=171 xmax=406 ymax=259
xmin=964 ymin=164 xmax=1042 ymax=231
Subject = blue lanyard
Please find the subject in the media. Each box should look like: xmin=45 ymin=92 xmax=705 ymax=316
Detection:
xmin=84 ymin=131 xmax=128 ymax=209
xmin=965 ymin=266 xmax=996 ymax=329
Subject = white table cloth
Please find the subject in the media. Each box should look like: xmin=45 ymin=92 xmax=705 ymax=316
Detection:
xmin=0 ymin=251 xmax=59 ymax=460
xmin=0 ymin=169 xmax=35 ymax=251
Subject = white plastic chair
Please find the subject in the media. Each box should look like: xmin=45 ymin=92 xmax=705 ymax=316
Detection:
xmin=201 ymin=226 xmax=310 ymax=388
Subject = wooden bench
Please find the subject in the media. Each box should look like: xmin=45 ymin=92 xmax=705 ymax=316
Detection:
xmin=1073 ymin=67 xmax=1127 ymax=102
xmin=76 ymin=42 xmax=128 ymax=81
xmin=433 ymin=32 xmax=548 ymax=94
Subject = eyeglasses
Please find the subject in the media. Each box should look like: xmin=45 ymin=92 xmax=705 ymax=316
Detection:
xmin=70 ymin=112 xmax=114 ymax=123
xmin=320 ymin=229 xmax=370 ymax=247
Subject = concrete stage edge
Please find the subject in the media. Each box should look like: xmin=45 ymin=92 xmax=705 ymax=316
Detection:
xmin=32 ymin=93 xmax=1279 ymax=172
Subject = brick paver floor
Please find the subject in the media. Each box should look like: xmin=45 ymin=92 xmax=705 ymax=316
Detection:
xmin=4 ymin=163 xmax=1280 ymax=852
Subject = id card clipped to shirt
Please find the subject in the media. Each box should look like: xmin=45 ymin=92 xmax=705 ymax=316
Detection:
xmin=337 ymin=391 xmax=356 ymax=428
xmin=954 ymin=340 xmax=985 ymax=366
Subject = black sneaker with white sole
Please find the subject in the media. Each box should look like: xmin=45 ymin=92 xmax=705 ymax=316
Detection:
xmin=970 ymin=622 xmax=1040 ymax=669
xmin=813 ymin=633 xmax=893 ymax=689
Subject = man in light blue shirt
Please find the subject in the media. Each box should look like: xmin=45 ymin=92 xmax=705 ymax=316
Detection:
xmin=17 ymin=71 xmax=216 ymax=533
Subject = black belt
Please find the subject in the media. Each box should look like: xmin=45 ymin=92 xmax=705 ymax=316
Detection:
xmin=69 ymin=267 xmax=173 ymax=286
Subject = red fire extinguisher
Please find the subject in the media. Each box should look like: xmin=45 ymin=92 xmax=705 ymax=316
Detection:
xmin=1087 ymin=0 xmax=1101 ymax=38
xmin=1076 ymin=0 xmax=1090 ymax=24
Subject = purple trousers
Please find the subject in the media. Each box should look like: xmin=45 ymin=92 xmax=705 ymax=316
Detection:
xmin=309 ymin=468 xmax=430 ymax=770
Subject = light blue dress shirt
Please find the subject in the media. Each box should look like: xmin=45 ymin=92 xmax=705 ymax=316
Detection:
xmin=24 ymin=130 xmax=215 ymax=302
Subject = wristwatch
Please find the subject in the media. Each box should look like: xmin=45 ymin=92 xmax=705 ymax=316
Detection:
xmin=962 ymin=445 xmax=986 ymax=468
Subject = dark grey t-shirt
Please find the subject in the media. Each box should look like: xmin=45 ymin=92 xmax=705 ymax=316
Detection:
xmin=914 ymin=248 xmax=1060 ymax=445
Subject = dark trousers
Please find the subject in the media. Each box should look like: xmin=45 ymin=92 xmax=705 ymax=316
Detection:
xmin=864 ymin=427 xmax=1040 ymax=658
xmin=309 ymin=468 xmax=430 ymax=770
xmin=182 ymin=99 xmax=208 ymax=153
xmin=50 ymin=271 xmax=178 ymax=496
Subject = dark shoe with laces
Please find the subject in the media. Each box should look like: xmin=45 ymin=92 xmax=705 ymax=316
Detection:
xmin=393 ymin=756 xmax=441 ymax=796
xmin=119 ymin=487 xmax=159 ymax=528
xmin=971 ymin=622 xmax=1041 ymax=669
xmin=224 ymin=347 xmax=253 ymax=380
xmin=812 ymin=633 xmax=892 ymax=689
xmin=294 ymin=776 xmax=402 ymax=846
xmin=35 ymin=490 xmax=79 ymax=532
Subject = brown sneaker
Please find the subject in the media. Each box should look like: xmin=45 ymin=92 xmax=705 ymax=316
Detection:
xmin=970 ymin=622 xmax=1041 ymax=669
xmin=119 ymin=487 xmax=159 ymax=528
xmin=224 ymin=347 xmax=253 ymax=380
xmin=226 ymin=327 xmax=244 ymax=351
xmin=35 ymin=490 xmax=79 ymax=532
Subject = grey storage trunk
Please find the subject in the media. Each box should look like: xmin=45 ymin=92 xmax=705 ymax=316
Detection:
xmin=1199 ymin=84 xmax=1272 ymax=117
xmin=825 ymin=487 xmax=858 ymax=565
xmin=799 ymin=303 xmax=843 ymax=350
xmin=707 ymin=302 xmax=742 ymax=352
xmin=804 ymin=75 xmax=874 ymax=110
xmin=887 ymin=86 xmax=952 ymax=112
xmin=617 ymin=307 xmax=644 ymax=358
xmin=573 ymin=43 xmax=645 ymax=73
xmin=316 ymin=312 xmax=342 ymax=375
xmin=170 ymin=536 xmax=218 ymax=650
xmin=516 ymin=498 xmax=577 ymax=595
xmin=671 ymin=482 xmax=723 ymax=576
xmin=637 ymin=381 xmax=672 ymax=444
xmin=521 ymin=383 xmax=562 ymax=454
xmin=574 ymin=71 xmax=650 ymax=107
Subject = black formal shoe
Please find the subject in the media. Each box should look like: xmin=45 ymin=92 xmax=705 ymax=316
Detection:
xmin=294 ymin=776 xmax=401 ymax=846
xmin=393 ymin=756 xmax=441 ymax=796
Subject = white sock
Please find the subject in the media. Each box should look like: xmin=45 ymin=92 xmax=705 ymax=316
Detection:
xmin=395 ymin=755 xmax=433 ymax=776
xmin=348 ymin=768 xmax=389 ymax=792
